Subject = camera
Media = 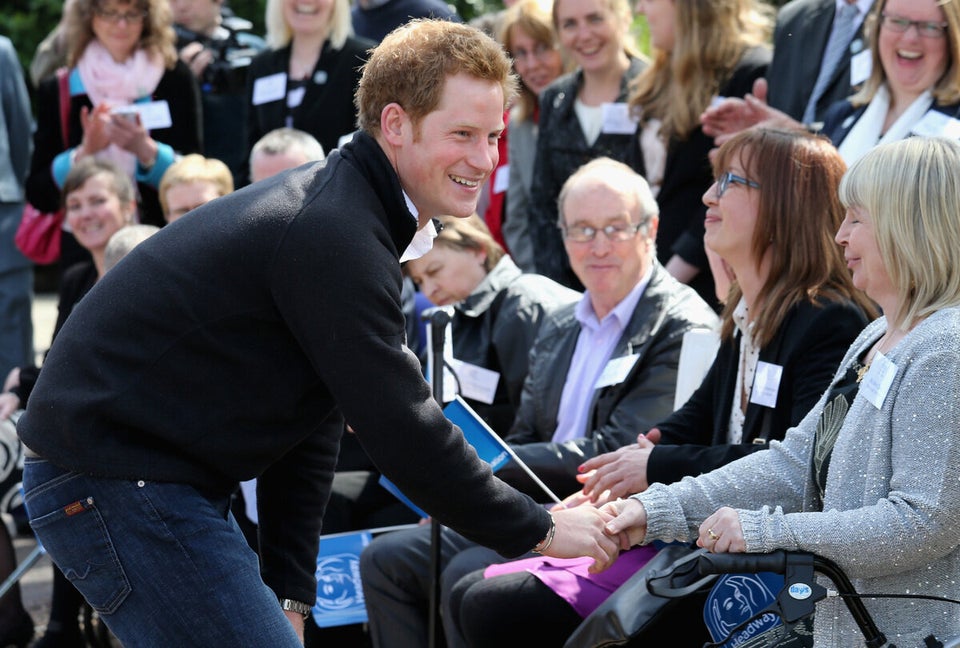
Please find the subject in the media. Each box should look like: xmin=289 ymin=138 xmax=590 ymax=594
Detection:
xmin=175 ymin=17 xmax=259 ymax=95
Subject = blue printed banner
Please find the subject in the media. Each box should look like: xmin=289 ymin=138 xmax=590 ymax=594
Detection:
xmin=312 ymin=531 xmax=372 ymax=628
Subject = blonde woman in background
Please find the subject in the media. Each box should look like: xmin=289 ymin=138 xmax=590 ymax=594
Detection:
xmin=527 ymin=0 xmax=646 ymax=289
xmin=244 ymin=0 xmax=374 ymax=177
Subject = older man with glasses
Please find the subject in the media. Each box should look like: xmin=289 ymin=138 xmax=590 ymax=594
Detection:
xmin=360 ymin=157 xmax=718 ymax=648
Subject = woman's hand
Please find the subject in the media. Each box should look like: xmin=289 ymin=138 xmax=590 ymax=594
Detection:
xmin=599 ymin=497 xmax=647 ymax=551
xmin=697 ymin=507 xmax=746 ymax=553
xmin=3 ymin=368 xmax=20 ymax=393
xmin=545 ymin=505 xmax=621 ymax=573
xmin=576 ymin=428 xmax=661 ymax=504
xmin=106 ymin=110 xmax=158 ymax=167
xmin=0 ymin=393 xmax=21 ymax=420
xmin=77 ymin=104 xmax=113 ymax=158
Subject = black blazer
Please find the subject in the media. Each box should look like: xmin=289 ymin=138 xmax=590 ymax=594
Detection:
xmin=528 ymin=57 xmax=648 ymax=290
xmin=244 ymin=36 xmax=374 ymax=173
xmin=647 ymin=297 xmax=870 ymax=486
xmin=628 ymin=46 xmax=770 ymax=308
xmin=766 ymin=0 xmax=870 ymax=121
xmin=822 ymin=98 xmax=960 ymax=147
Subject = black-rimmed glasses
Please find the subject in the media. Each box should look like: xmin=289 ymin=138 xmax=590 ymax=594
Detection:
xmin=94 ymin=7 xmax=148 ymax=23
xmin=717 ymin=171 xmax=760 ymax=198
xmin=880 ymin=12 xmax=948 ymax=39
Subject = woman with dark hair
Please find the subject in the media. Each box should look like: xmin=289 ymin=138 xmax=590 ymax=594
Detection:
xmin=26 ymin=0 xmax=202 ymax=269
xmin=449 ymin=128 xmax=876 ymax=646
xmin=605 ymin=135 xmax=960 ymax=647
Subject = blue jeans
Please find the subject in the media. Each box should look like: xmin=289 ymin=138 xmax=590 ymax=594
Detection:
xmin=23 ymin=458 xmax=302 ymax=647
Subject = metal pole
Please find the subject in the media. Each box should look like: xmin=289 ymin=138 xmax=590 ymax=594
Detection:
xmin=427 ymin=308 xmax=450 ymax=648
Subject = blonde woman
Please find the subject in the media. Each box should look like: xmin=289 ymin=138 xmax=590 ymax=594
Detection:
xmin=627 ymin=0 xmax=772 ymax=308
xmin=527 ymin=0 xmax=646 ymax=289
xmin=245 ymin=0 xmax=374 ymax=171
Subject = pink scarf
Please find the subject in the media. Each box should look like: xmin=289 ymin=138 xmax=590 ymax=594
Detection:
xmin=76 ymin=40 xmax=165 ymax=177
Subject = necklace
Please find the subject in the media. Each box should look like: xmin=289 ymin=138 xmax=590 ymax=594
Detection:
xmin=856 ymin=330 xmax=897 ymax=383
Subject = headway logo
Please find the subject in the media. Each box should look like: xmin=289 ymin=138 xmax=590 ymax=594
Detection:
xmin=315 ymin=553 xmax=364 ymax=612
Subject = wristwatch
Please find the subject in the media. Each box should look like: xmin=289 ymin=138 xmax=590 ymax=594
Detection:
xmin=279 ymin=598 xmax=313 ymax=617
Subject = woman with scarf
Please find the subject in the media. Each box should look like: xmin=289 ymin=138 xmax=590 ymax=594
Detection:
xmin=26 ymin=0 xmax=202 ymax=269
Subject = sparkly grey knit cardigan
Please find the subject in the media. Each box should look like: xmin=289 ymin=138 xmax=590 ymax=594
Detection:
xmin=635 ymin=308 xmax=960 ymax=647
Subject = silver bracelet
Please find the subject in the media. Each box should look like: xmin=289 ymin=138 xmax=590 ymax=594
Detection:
xmin=532 ymin=513 xmax=556 ymax=554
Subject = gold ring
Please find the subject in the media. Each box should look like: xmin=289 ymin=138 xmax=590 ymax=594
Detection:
xmin=707 ymin=528 xmax=720 ymax=541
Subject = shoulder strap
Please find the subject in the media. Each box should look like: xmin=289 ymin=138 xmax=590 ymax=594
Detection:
xmin=56 ymin=67 xmax=70 ymax=144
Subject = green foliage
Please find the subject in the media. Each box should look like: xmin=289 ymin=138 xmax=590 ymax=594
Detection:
xmin=1 ymin=0 xmax=64 ymax=83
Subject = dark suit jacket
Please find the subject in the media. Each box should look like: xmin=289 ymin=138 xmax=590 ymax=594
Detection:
xmin=766 ymin=0 xmax=873 ymax=121
xmin=822 ymin=97 xmax=960 ymax=146
xmin=628 ymin=46 xmax=770 ymax=308
xmin=497 ymin=263 xmax=719 ymax=499
xmin=244 ymin=36 xmax=373 ymax=169
xmin=647 ymin=297 xmax=870 ymax=486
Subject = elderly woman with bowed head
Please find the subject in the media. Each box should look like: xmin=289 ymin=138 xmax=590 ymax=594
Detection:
xmin=604 ymin=136 xmax=960 ymax=647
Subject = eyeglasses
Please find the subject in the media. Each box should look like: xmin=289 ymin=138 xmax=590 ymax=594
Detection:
xmin=880 ymin=12 xmax=949 ymax=39
xmin=511 ymin=42 xmax=557 ymax=63
xmin=560 ymin=221 xmax=646 ymax=243
xmin=716 ymin=171 xmax=760 ymax=198
xmin=94 ymin=7 xmax=148 ymax=23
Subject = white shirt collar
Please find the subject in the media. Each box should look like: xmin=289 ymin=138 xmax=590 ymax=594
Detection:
xmin=399 ymin=191 xmax=438 ymax=263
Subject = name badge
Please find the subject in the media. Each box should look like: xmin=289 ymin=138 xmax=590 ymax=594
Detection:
xmin=749 ymin=361 xmax=783 ymax=408
xmin=252 ymin=72 xmax=286 ymax=105
xmin=860 ymin=351 xmax=897 ymax=409
xmin=287 ymin=86 xmax=306 ymax=109
xmin=595 ymin=353 xmax=639 ymax=389
xmin=492 ymin=164 xmax=510 ymax=194
xmin=910 ymin=109 xmax=960 ymax=139
xmin=136 ymin=100 xmax=172 ymax=130
xmin=850 ymin=49 xmax=872 ymax=87
xmin=449 ymin=359 xmax=500 ymax=405
xmin=601 ymin=102 xmax=637 ymax=135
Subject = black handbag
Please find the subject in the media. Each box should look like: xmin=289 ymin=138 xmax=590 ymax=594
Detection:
xmin=564 ymin=544 xmax=716 ymax=648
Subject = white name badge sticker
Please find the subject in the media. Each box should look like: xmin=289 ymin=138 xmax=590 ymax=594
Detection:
xmin=861 ymin=351 xmax=897 ymax=410
xmin=601 ymin=102 xmax=638 ymax=135
xmin=850 ymin=49 xmax=872 ymax=87
xmin=492 ymin=164 xmax=510 ymax=194
xmin=286 ymin=86 xmax=306 ymax=109
xmin=911 ymin=109 xmax=960 ymax=140
xmin=137 ymin=100 xmax=172 ymax=130
xmin=448 ymin=358 xmax=500 ymax=405
xmin=595 ymin=353 xmax=640 ymax=389
xmin=252 ymin=72 xmax=286 ymax=105
xmin=750 ymin=361 xmax=784 ymax=408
